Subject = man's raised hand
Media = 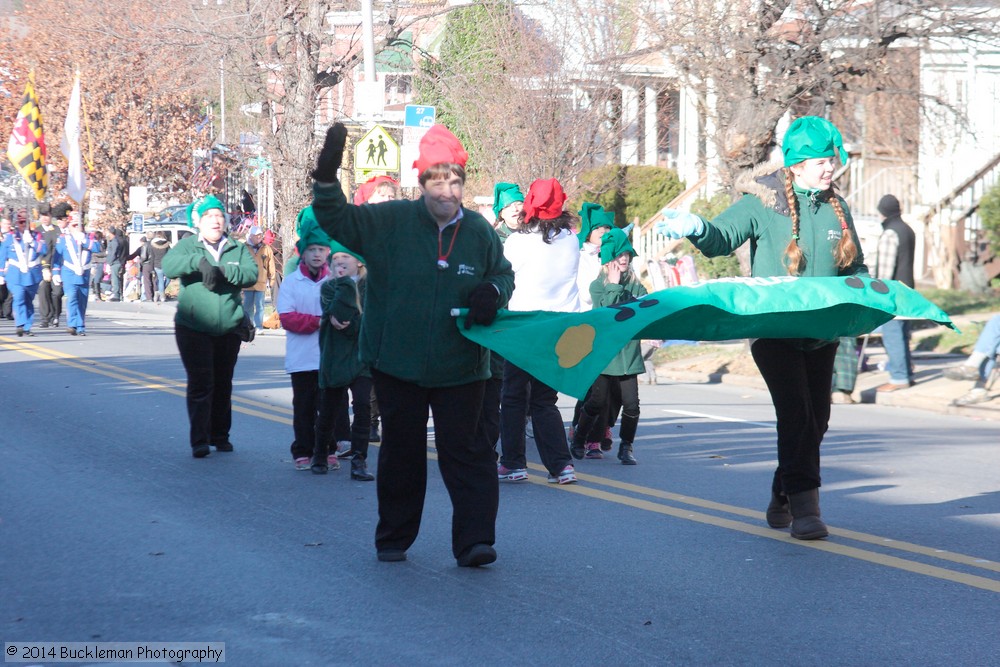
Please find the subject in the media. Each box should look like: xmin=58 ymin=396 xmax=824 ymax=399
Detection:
xmin=311 ymin=123 xmax=349 ymax=182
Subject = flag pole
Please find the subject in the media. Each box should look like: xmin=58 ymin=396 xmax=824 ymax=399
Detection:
xmin=78 ymin=70 xmax=95 ymax=172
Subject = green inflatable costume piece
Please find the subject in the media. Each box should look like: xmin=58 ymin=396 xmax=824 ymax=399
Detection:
xmin=455 ymin=276 xmax=956 ymax=399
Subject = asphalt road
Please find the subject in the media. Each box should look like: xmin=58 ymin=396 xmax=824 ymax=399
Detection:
xmin=2 ymin=301 xmax=999 ymax=666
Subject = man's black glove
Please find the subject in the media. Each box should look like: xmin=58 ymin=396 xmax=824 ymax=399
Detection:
xmin=465 ymin=283 xmax=500 ymax=329
xmin=199 ymin=257 xmax=223 ymax=291
xmin=311 ymin=123 xmax=349 ymax=182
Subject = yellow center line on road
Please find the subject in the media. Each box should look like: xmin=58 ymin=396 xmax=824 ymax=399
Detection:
xmin=5 ymin=337 xmax=999 ymax=593
xmin=519 ymin=474 xmax=1000 ymax=594
xmin=0 ymin=336 xmax=293 ymax=423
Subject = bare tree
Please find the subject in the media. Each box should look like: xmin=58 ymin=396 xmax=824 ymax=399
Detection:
xmin=413 ymin=1 xmax=630 ymax=198
xmin=634 ymin=0 xmax=999 ymax=187
xmin=0 ymin=0 xmax=211 ymax=223
xmin=190 ymin=0 xmax=428 ymax=238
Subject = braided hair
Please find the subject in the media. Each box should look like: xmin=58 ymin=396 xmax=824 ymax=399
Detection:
xmin=782 ymin=168 xmax=858 ymax=275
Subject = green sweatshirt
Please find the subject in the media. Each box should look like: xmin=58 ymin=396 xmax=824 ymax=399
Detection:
xmin=690 ymin=168 xmax=868 ymax=279
xmin=590 ymin=272 xmax=647 ymax=376
xmin=311 ymin=182 xmax=514 ymax=387
xmin=318 ymin=275 xmax=368 ymax=389
xmin=162 ymin=233 xmax=259 ymax=335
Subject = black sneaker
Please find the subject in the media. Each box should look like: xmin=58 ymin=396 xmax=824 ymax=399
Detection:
xmin=213 ymin=441 xmax=234 ymax=452
xmin=456 ymin=543 xmax=497 ymax=568
xmin=351 ymin=457 xmax=375 ymax=481
xmin=377 ymin=549 xmax=407 ymax=562
xmin=192 ymin=444 xmax=211 ymax=458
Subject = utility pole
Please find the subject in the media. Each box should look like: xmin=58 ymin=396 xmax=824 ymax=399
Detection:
xmin=362 ymin=0 xmax=376 ymax=84
xmin=219 ymin=57 xmax=226 ymax=145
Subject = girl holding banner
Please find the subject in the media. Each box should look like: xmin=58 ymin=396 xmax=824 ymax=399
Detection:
xmin=657 ymin=116 xmax=867 ymax=540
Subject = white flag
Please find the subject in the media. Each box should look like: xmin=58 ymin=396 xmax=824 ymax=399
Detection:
xmin=61 ymin=74 xmax=86 ymax=204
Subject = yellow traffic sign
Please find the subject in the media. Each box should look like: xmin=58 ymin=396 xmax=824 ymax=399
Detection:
xmin=354 ymin=125 xmax=399 ymax=172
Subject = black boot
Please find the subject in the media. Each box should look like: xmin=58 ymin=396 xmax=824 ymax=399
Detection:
xmin=351 ymin=455 xmax=375 ymax=481
xmin=369 ymin=417 xmax=381 ymax=443
xmin=617 ymin=441 xmax=637 ymax=465
xmin=766 ymin=492 xmax=792 ymax=529
xmin=571 ymin=409 xmax=598 ymax=460
xmin=788 ymin=488 xmax=828 ymax=540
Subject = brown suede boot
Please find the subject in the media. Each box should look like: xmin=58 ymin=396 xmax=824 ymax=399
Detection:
xmin=788 ymin=489 xmax=829 ymax=540
xmin=766 ymin=492 xmax=792 ymax=529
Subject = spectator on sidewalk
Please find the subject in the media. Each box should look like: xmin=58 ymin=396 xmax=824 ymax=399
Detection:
xmin=149 ymin=231 xmax=171 ymax=302
xmin=128 ymin=235 xmax=155 ymax=302
xmin=943 ymin=314 xmax=1000 ymax=405
xmin=873 ymin=194 xmax=917 ymax=392
xmin=106 ymin=227 xmax=128 ymax=301
xmin=310 ymin=122 xmax=514 ymax=568
xmin=831 ymin=337 xmax=859 ymax=404
xmin=243 ymin=225 xmax=277 ymax=330
xmin=88 ymin=229 xmax=107 ymax=301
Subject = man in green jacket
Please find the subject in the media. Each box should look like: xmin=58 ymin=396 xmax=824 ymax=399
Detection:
xmin=310 ymin=123 xmax=514 ymax=568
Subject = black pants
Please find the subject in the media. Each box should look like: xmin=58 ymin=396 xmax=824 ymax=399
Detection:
xmin=585 ymin=374 xmax=640 ymax=443
xmin=476 ymin=372 xmax=502 ymax=458
xmin=372 ymin=369 xmax=497 ymax=558
xmin=37 ymin=278 xmax=63 ymax=325
xmin=141 ymin=264 xmax=155 ymax=301
xmin=315 ymin=376 xmax=373 ymax=461
xmin=290 ymin=371 xmax=320 ymax=459
xmin=175 ymin=324 xmax=242 ymax=449
xmin=90 ymin=261 xmax=105 ymax=296
xmin=499 ymin=361 xmax=572 ymax=476
xmin=0 ymin=284 xmax=12 ymax=318
xmin=750 ymin=339 xmax=837 ymax=496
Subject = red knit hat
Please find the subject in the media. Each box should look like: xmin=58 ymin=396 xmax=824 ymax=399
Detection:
xmin=412 ymin=125 xmax=468 ymax=175
xmin=353 ymin=175 xmax=399 ymax=205
xmin=523 ymin=178 xmax=566 ymax=221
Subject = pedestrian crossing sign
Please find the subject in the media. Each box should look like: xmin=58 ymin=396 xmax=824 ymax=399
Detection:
xmin=354 ymin=125 xmax=399 ymax=173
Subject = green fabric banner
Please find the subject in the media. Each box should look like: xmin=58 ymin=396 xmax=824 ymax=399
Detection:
xmin=456 ymin=276 xmax=955 ymax=400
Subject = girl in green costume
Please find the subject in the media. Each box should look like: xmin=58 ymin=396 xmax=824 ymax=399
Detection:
xmin=658 ymin=116 xmax=868 ymax=540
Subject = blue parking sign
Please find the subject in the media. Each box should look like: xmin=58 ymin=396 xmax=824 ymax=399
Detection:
xmin=404 ymin=105 xmax=436 ymax=128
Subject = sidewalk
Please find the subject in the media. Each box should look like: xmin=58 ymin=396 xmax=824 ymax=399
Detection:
xmin=652 ymin=313 xmax=1000 ymax=423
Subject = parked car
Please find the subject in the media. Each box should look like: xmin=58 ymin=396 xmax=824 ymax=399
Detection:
xmin=146 ymin=204 xmax=188 ymax=225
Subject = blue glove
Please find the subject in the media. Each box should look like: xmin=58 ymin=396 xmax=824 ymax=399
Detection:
xmin=655 ymin=208 xmax=704 ymax=239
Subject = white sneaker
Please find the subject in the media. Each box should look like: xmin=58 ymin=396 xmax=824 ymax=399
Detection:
xmin=953 ymin=387 xmax=989 ymax=406
xmin=547 ymin=465 xmax=577 ymax=485
xmin=335 ymin=441 xmax=353 ymax=458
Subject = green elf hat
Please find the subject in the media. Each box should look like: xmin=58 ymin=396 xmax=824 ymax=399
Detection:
xmin=782 ymin=116 xmax=848 ymax=167
xmin=492 ymin=182 xmax=525 ymax=219
xmin=187 ymin=194 xmax=226 ymax=228
xmin=578 ymin=201 xmax=615 ymax=248
xmin=295 ymin=205 xmax=333 ymax=256
xmin=295 ymin=206 xmax=364 ymax=263
xmin=329 ymin=239 xmax=365 ymax=265
xmin=599 ymin=226 xmax=636 ymax=264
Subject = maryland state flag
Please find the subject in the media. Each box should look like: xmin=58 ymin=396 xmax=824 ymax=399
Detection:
xmin=6 ymin=71 xmax=48 ymax=201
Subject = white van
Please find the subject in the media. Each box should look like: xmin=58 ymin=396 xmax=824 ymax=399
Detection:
xmin=127 ymin=221 xmax=193 ymax=254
